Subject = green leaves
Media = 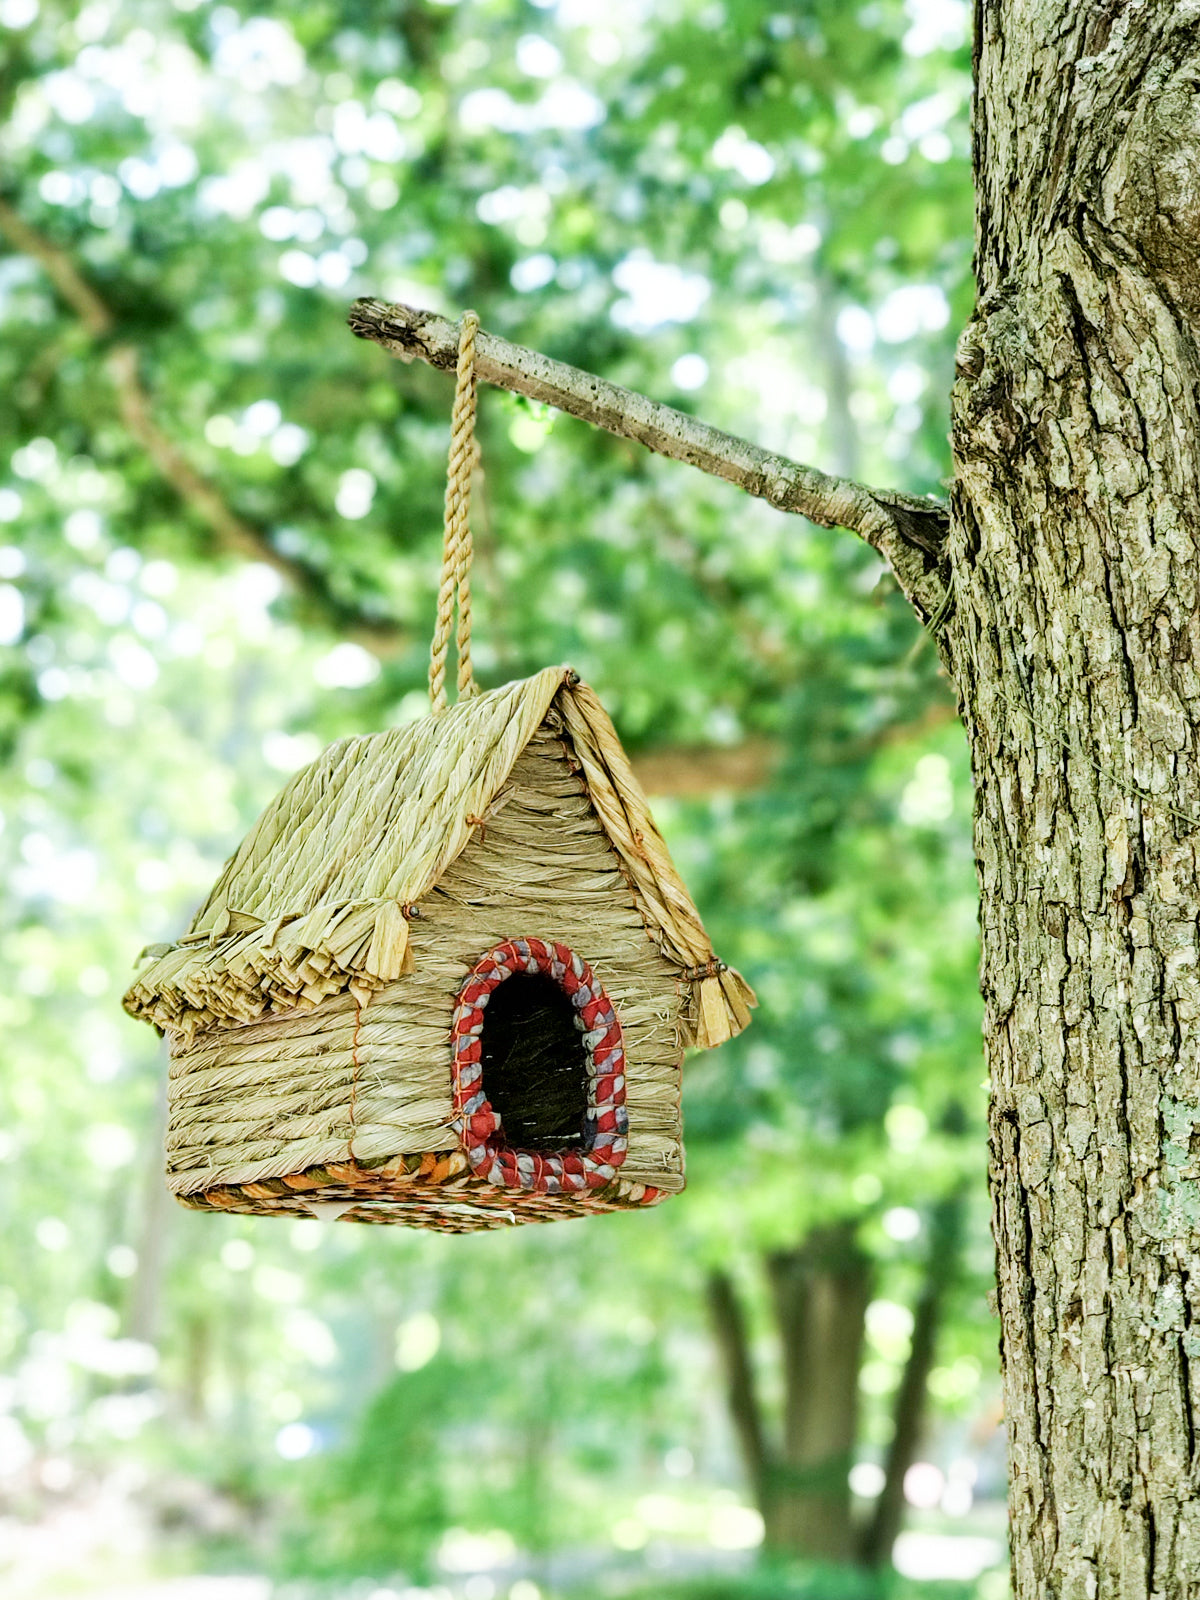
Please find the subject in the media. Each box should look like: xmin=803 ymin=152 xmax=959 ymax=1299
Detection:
xmin=0 ymin=0 xmax=995 ymax=1586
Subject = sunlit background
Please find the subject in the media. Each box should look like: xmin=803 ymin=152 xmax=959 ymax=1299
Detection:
xmin=0 ymin=0 xmax=1003 ymax=1596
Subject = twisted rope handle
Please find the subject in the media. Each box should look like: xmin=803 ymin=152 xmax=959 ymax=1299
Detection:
xmin=429 ymin=310 xmax=480 ymax=712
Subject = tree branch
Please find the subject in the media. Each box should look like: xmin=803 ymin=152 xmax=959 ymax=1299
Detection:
xmin=349 ymin=298 xmax=951 ymax=621
xmin=630 ymin=698 xmax=958 ymax=796
xmin=0 ymin=200 xmax=401 ymax=651
xmin=631 ymin=738 xmax=778 ymax=795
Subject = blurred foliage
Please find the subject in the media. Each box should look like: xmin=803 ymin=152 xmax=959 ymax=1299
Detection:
xmin=0 ymin=0 xmax=1003 ymax=1594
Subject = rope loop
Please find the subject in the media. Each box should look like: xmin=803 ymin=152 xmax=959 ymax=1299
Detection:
xmin=429 ymin=310 xmax=480 ymax=712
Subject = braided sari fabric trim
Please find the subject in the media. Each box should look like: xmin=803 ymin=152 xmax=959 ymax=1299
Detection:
xmin=451 ymin=938 xmax=646 ymax=1196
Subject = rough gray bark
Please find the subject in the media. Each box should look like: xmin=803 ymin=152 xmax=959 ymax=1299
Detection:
xmin=948 ymin=4 xmax=1200 ymax=1593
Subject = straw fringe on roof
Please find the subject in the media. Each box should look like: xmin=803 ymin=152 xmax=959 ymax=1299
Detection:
xmin=123 ymin=667 xmax=754 ymax=1049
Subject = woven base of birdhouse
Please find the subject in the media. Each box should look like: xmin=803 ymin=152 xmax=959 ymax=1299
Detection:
xmin=175 ymin=1149 xmax=664 ymax=1234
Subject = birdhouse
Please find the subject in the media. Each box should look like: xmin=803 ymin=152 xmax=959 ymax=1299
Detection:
xmin=122 ymin=666 xmax=754 ymax=1231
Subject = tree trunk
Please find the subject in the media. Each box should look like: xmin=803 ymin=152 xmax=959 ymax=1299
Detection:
xmin=861 ymin=1184 xmax=967 ymax=1567
xmin=765 ymin=1224 xmax=872 ymax=1561
xmin=124 ymin=1072 xmax=172 ymax=1347
xmin=951 ymin=6 xmax=1200 ymax=1592
xmin=180 ymin=1309 xmax=211 ymax=1424
xmin=707 ymin=1268 xmax=772 ymax=1515
xmin=815 ymin=271 xmax=861 ymax=483
xmin=707 ymin=1230 xmax=871 ymax=1563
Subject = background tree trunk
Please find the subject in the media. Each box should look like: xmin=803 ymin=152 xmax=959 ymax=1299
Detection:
xmin=950 ymin=5 xmax=1200 ymax=1591
xmin=708 ymin=1200 xmax=966 ymax=1569
xmin=765 ymin=1224 xmax=872 ymax=1560
xmin=124 ymin=1073 xmax=172 ymax=1348
xmin=708 ymin=1226 xmax=874 ymax=1564
xmin=706 ymin=1267 xmax=772 ymax=1516
xmin=861 ymin=1183 xmax=967 ymax=1567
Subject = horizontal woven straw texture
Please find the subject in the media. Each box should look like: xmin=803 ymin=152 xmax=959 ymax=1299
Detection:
xmin=124 ymin=669 xmax=754 ymax=1229
xmin=124 ymin=667 xmax=754 ymax=1047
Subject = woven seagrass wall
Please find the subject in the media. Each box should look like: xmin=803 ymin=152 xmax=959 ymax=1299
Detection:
xmin=165 ymin=714 xmax=688 ymax=1219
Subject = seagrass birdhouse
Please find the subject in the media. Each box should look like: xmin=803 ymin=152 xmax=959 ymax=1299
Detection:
xmin=121 ymin=311 xmax=753 ymax=1232
xmin=122 ymin=667 xmax=754 ymax=1231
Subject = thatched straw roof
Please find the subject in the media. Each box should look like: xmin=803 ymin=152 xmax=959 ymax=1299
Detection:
xmin=123 ymin=667 xmax=753 ymax=1049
